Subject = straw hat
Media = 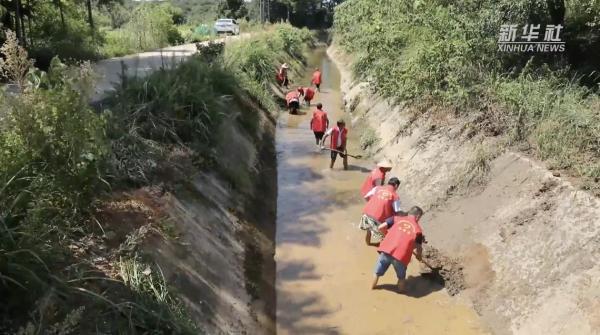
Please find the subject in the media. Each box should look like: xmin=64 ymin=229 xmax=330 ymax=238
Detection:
xmin=377 ymin=160 xmax=393 ymax=168
xmin=281 ymin=63 xmax=289 ymax=69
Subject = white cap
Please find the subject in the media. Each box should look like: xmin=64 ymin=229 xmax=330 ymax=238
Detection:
xmin=377 ymin=160 xmax=393 ymax=168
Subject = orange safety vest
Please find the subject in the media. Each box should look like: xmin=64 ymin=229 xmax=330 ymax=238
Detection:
xmin=303 ymin=87 xmax=315 ymax=100
xmin=312 ymin=71 xmax=322 ymax=85
xmin=362 ymin=184 xmax=399 ymax=222
xmin=360 ymin=168 xmax=386 ymax=198
xmin=311 ymin=109 xmax=328 ymax=132
xmin=330 ymin=126 xmax=348 ymax=149
xmin=286 ymin=91 xmax=299 ymax=106
xmin=378 ymin=215 xmax=423 ymax=266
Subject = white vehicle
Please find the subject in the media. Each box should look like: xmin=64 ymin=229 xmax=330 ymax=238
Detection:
xmin=214 ymin=19 xmax=240 ymax=35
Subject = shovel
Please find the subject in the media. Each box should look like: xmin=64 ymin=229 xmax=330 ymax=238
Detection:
xmin=413 ymin=251 xmax=444 ymax=285
xmin=320 ymin=147 xmax=363 ymax=159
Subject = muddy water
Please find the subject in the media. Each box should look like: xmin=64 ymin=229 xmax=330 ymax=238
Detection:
xmin=275 ymin=48 xmax=488 ymax=334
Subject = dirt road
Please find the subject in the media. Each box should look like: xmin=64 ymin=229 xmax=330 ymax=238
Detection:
xmin=275 ymin=48 xmax=489 ymax=334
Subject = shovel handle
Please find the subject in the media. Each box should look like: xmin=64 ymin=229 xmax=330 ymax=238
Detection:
xmin=320 ymin=147 xmax=362 ymax=159
xmin=413 ymin=251 xmax=435 ymax=269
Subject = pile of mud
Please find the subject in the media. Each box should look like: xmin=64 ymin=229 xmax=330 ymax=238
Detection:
xmin=420 ymin=246 xmax=466 ymax=296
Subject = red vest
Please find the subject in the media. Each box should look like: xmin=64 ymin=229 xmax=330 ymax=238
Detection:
xmin=378 ymin=215 xmax=423 ymax=266
xmin=360 ymin=168 xmax=386 ymax=197
xmin=362 ymin=184 xmax=399 ymax=222
xmin=286 ymin=91 xmax=299 ymax=106
xmin=304 ymin=87 xmax=315 ymax=100
xmin=311 ymin=110 xmax=328 ymax=132
xmin=312 ymin=71 xmax=322 ymax=84
xmin=330 ymin=126 xmax=348 ymax=149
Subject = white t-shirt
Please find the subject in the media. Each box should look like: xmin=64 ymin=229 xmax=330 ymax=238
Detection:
xmin=325 ymin=127 xmax=344 ymax=148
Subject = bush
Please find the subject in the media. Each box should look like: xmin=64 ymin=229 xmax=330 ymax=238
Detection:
xmin=359 ymin=127 xmax=379 ymax=151
xmin=179 ymin=24 xmax=214 ymax=43
xmin=0 ymin=34 xmax=196 ymax=334
xmin=0 ymin=48 xmax=109 ymax=323
xmin=107 ymin=55 xmax=236 ymax=181
xmin=100 ymin=3 xmax=185 ymax=57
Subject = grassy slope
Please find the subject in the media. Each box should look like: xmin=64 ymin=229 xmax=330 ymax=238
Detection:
xmin=0 ymin=24 xmax=312 ymax=333
xmin=334 ymin=0 xmax=600 ymax=195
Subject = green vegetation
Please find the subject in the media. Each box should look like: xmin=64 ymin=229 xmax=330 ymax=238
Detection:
xmin=224 ymin=24 xmax=313 ymax=110
xmin=0 ymin=0 xmax=338 ymax=66
xmin=0 ymin=23 xmax=311 ymax=333
xmin=0 ymin=0 xmax=198 ymax=64
xmin=335 ymin=0 xmax=600 ymax=193
xmin=457 ymin=144 xmax=496 ymax=189
xmin=359 ymin=127 xmax=380 ymax=151
xmin=101 ymin=3 xmax=185 ymax=57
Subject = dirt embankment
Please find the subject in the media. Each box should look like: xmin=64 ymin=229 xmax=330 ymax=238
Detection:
xmin=327 ymin=44 xmax=600 ymax=335
xmin=99 ymin=93 xmax=278 ymax=334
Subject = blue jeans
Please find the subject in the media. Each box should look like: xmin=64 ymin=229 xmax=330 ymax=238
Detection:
xmin=374 ymin=252 xmax=407 ymax=279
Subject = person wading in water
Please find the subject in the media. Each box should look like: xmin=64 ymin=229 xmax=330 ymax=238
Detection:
xmin=311 ymin=67 xmax=322 ymax=92
xmin=321 ymin=119 xmax=348 ymax=170
xmin=360 ymin=160 xmax=393 ymax=199
xmin=310 ymin=103 xmax=329 ymax=146
xmin=371 ymin=206 xmax=425 ymax=293
xmin=359 ymin=177 xmax=403 ymax=246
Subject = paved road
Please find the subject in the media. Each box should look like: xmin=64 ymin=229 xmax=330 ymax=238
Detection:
xmin=92 ymin=33 xmax=250 ymax=101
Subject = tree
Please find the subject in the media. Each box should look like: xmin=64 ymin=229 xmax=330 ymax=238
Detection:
xmin=546 ymin=0 xmax=565 ymax=24
xmin=53 ymin=0 xmax=66 ymax=29
xmin=218 ymin=0 xmax=247 ymax=19
xmin=0 ymin=30 xmax=34 ymax=89
xmin=85 ymin=0 xmax=93 ymax=31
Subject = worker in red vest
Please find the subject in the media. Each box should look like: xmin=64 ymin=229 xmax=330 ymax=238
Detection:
xmin=311 ymin=68 xmax=322 ymax=92
xmin=359 ymin=177 xmax=402 ymax=246
xmin=371 ymin=206 xmax=424 ymax=293
xmin=360 ymin=160 xmax=393 ymax=199
xmin=278 ymin=63 xmax=289 ymax=88
xmin=310 ymin=103 xmax=329 ymax=145
xmin=321 ymin=119 xmax=348 ymax=170
xmin=298 ymin=86 xmax=315 ymax=106
xmin=285 ymin=89 xmax=300 ymax=114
